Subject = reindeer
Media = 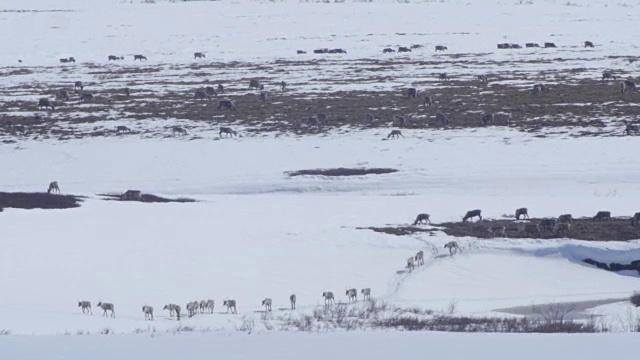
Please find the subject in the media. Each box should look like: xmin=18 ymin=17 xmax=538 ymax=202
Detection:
xmin=280 ymin=81 xmax=286 ymax=91
xmin=290 ymin=294 xmax=296 ymax=310
xmin=108 ymin=55 xmax=124 ymax=61
xmin=435 ymin=45 xmax=448 ymax=52
xmin=462 ymin=209 xmax=482 ymax=223
xmin=444 ymin=241 xmax=459 ymax=255
xmin=322 ymin=291 xmax=335 ymax=306
xmin=217 ymin=84 xmax=224 ymax=94
xmin=621 ymin=80 xmax=637 ymax=94
xmin=297 ymin=50 xmax=306 ymax=54
xmin=186 ymin=301 xmax=198 ymax=317
xmin=393 ymin=115 xmax=406 ymax=127
xmin=163 ymin=304 xmax=179 ymax=317
xmin=487 ymin=226 xmax=506 ymax=238
xmin=477 ymin=74 xmax=488 ymax=84
xmin=510 ymin=44 xmax=522 ymax=49
xmin=133 ymin=55 xmax=147 ymax=61
xmin=194 ymin=52 xmax=206 ymax=59
xmin=315 ymin=113 xmax=328 ymax=126
xmin=593 ymin=211 xmax=611 ymax=220
xmin=407 ymin=88 xmax=417 ymax=98
xmin=74 ymin=81 xmax=84 ymax=91
xmin=172 ymin=126 xmax=187 ymax=136
xmin=56 ymin=89 xmax=69 ymax=101
xmin=217 ymin=99 xmax=237 ymax=111
xmin=142 ymin=305 xmax=154 ymax=320
xmin=406 ymin=256 xmax=415 ymax=269
xmin=97 ymin=301 xmax=115 ymax=318
xmin=383 ymin=48 xmax=396 ymax=53
xmin=435 ymin=112 xmax=449 ymax=126
xmin=602 ymin=72 xmax=617 ymax=81
xmin=539 ymin=218 xmax=557 ymax=232
xmin=544 ymin=42 xmax=557 ymax=48
xmin=116 ymin=125 xmax=131 ymax=133
xmin=249 ymin=80 xmax=264 ymax=91
xmin=494 ymin=112 xmax=511 ymax=126
xmin=78 ymin=301 xmax=92 ymax=314
xmin=262 ymin=298 xmax=273 ymax=312
xmin=557 ymin=214 xmax=573 ymax=224
xmin=204 ymin=299 xmax=214 ymax=313
xmin=515 ymin=207 xmax=529 ymax=220
xmin=175 ymin=305 xmax=181 ymax=320
xmin=584 ymin=41 xmax=594 ymax=48
xmin=219 ymin=127 xmax=237 ymax=137
xmin=630 ymin=212 xmax=640 ymax=227
xmin=346 ymin=288 xmax=357 ymax=303
xmin=223 ymin=300 xmax=237 ymax=314
xmin=481 ymin=113 xmax=493 ymax=126
xmin=48 ymin=181 xmax=60 ymax=194
xmin=363 ymin=113 xmax=375 ymax=126
xmin=38 ymin=98 xmax=55 ymax=110
xmin=199 ymin=300 xmax=207 ymax=314
xmin=387 ymin=130 xmax=404 ymax=139
xmin=423 ymin=95 xmax=432 ymax=107
xmin=361 ymin=288 xmax=371 ymax=301
xmin=194 ymin=90 xmax=209 ymax=100
xmin=438 ymin=73 xmax=450 ymax=81
xmin=414 ymin=250 xmax=425 ymax=266
xmin=625 ymin=124 xmax=639 ymax=135
xmin=79 ymin=93 xmax=94 ymax=103
xmin=525 ymin=43 xmax=540 ymax=48
xmin=398 ymin=47 xmax=411 ymax=53
xmin=413 ymin=213 xmax=431 ymax=225
xmin=260 ymin=91 xmax=268 ymax=104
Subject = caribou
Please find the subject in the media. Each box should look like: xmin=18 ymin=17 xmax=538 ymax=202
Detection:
xmin=142 ymin=305 xmax=154 ymax=320
xmin=346 ymin=288 xmax=357 ymax=303
xmin=462 ymin=209 xmax=482 ymax=223
xmin=220 ymin=127 xmax=237 ymax=137
xmin=262 ymin=298 xmax=273 ymax=312
xmin=48 ymin=181 xmax=60 ymax=194
xmin=515 ymin=208 xmax=529 ymax=220
xmin=97 ymin=301 xmax=115 ymax=318
xmin=361 ymin=288 xmax=371 ymax=301
xmin=322 ymin=291 xmax=335 ymax=306
xmin=78 ymin=301 xmax=92 ymax=314
xmin=413 ymin=213 xmax=431 ymax=225
xmin=414 ymin=250 xmax=425 ymax=266
xmin=223 ymin=299 xmax=237 ymax=314
xmin=290 ymin=294 xmax=297 ymax=310
xmin=387 ymin=130 xmax=404 ymax=139
xmin=444 ymin=241 xmax=459 ymax=255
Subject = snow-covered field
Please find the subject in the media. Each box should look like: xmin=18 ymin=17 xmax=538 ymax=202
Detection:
xmin=2 ymin=0 xmax=640 ymax=358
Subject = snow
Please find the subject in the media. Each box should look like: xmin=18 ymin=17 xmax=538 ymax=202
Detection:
xmin=1 ymin=0 xmax=640 ymax=358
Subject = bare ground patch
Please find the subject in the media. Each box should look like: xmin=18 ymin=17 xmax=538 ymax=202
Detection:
xmin=0 ymin=192 xmax=83 ymax=210
xmin=287 ymin=168 xmax=398 ymax=177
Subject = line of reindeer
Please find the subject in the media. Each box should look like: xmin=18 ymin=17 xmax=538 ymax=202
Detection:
xmin=410 ymin=208 xmax=640 ymax=237
xmin=78 ymin=288 xmax=374 ymax=321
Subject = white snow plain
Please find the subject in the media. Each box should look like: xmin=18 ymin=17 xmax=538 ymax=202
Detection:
xmin=1 ymin=0 xmax=640 ymax=359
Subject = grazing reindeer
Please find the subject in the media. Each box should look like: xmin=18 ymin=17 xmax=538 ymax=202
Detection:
xmin=346 ymin=288 xmax=357 ymax=303
xmin=602 ymin=72 xmax=617 ymax=81
xmin=79 ymin=93 xmax=94 ymax=103
xmin=206 ymin=299 xmax=215 ymax=313
xmin=38 ymin=98 xmax=55 ymax=110
xmin=56 ymin=89 xmax=69 ymax=101
xmin=260 ymin=91 xmax=268 ymax=104
xmin=557 ymin=214 xmax=573 ymax=224
xmin=199 ymin=300 xmax=207 ymax=314
xmin=290 ymin=294 xmax=296 ymax=310
xmin=398 ymin=47 xmax=411 ymax=53
xmin=142 ymin=305 xmax=154 ymax=320
xmin=487 ymin=226 xmax=506 ymax=238
xmin=262 ymin=298 xmax=273 ymax=312
xmin=361 ymin=288 xmax=371 ymax=301
xmin=280 ymin=81 xmax=286 ymax=91
xmin=435 ymin=112 xmax=449 ymax=126
xmin=393 ymin=115 xmax=406 ymax=127
xmin=624 ymin=124 xmax=639 ymax=135
xmin=584 ymin=41 xmax=594 ymax=48
xmin=116 ymin=125 xmax=131 ymax=133
xmin=163 ymin=304 xmax=179 ymax=317
xmin=621 ymin=80 xmax=637 ymax=94
xmin=205 ymin=86 xmax=217 ymax=97
xmin=438 ymin=73 xmax=450 ymax=81
xmin=223 ymin=300 xmax=237 ymax=314
xmin=593 ymin=211 xmax=611 ymax=220
xmin=219 ymin=127 xmax=237 ymax=137
xmin=423 ymin=95 xmax=432 ymax=107
xmin=74 ymin=81 xmax=84 ymax=91
xmin=387 ymin=130 xmax=404 ymax=139
xmin=413 ymin=213 xmax=431 ymax=225
xmin=544 ymin=42 xmax=557 ymax=48
xmin=363 ymin=113 xmax=375 ymax=126
xmin=186 ymin=301 xmax=198 ymax=317
xmin=515 ymin=207 xmax=529 ymax=220
xmin=249 ymin=80 xmax=264 ymax=91
xmin=462 ymin=209 xmax=482 ymax=223
xmin=435 ymin=45 xmax=448 ymax=52
xmin=97 ymin=301 xmax=115 ymax=318
xmin=414 ymin=250 xmax=425 ymax=266
xmin=477 ymin=74 xmax=488 ymax=84
xmin=194 ymin=90 xmax=209 ymax=100
xmin=322 ymin=291 xmax=335 ymax=306
xmin=383 ymin=48 xmax=396 ymax=53
xmin=407 ymin=88 xmax=417 ymax=98
xmin=630 ymin=212 xmax=640 ymax=227
xmin=406 ymin=256 xmax=415 ymax=269
xmin=539 ymin=218 xmax=557 ymax=232
xmin=217 ymin=99 xmax=237 ymax=111
xmin=194 ymin=52 xmax=206 ymax=59
xmin=78 ymin=301 xmax=92 ymax=315
xmin=172 ymin=126 xmax=187 ymax=136
xmin=481 ymin=113 xmax=493 ymax=126
xmin=48 ymin=181 xmax=60 ymax=194
xmin=133 ymin=55 xmax=147 ymax=61
xmin=444 ymin=241 xmax=459 ymax=255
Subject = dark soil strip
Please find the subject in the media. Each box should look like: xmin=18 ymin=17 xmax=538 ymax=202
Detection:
xmin=98 ymin=193 xmax=196 ymax=203
xmin=287 ymin=168 xmax=398 ymax=177
xmin=0 ymin=192 xmax=82 ymax=210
